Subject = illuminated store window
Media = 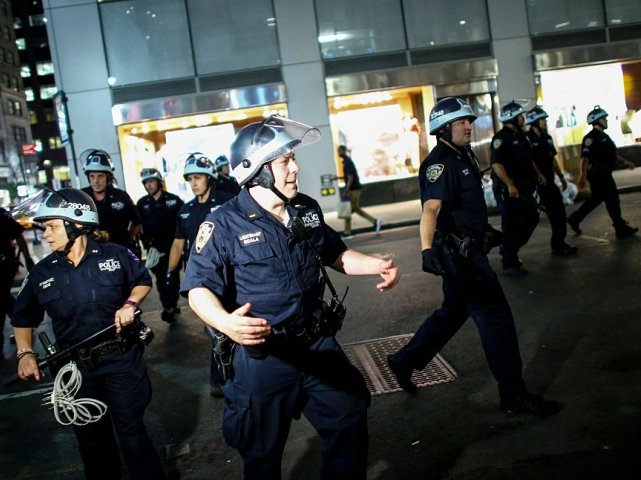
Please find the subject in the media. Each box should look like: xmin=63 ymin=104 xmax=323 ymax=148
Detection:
xmin=100 ymin=0 xmax=194 ymax=86
xmin=36 ymin=61 xmax=54 ymax=76
xmin=316 ymin=0 xmax=406 ymax=59
xmin=187 ymin=0 xmax=280 ymax=74
xmin=605 ymin=0 xmax=641 ymax=25
xmin=526 ymin=0 xmax=604 ymax=35
xmin=403 ymin=0 xmax=489 ymax=48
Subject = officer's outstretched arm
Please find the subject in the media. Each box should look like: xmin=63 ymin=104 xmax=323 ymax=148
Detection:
xmin=330 ymin=251 xmax=400 ymax=292
xmin=188 ymin=288 xmax=271 ymax=345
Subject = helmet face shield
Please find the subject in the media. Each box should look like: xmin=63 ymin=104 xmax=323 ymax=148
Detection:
xmin=31 ymin=188 xmax=99 ymax=226
xmin=80 ymin=148 xmax=114 ymax=174
xmin=230 ymin=115 xmax=320 ymax=186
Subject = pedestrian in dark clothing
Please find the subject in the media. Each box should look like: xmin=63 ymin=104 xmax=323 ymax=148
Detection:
xmin=11 ymin=188 xmax=165 ymax=480
xmin=182 ymin=116 xmax=400 ymax=479
xmin=387 ymin=97 xmax=563 ymax=419
xmin=567 ymin=105 xmax=638 ymax=238
xmin=525 ymin=106 xmax=578 ymax=255
xmin=491 ymin=101 xmax=545 ymax=275
xmin=136 ymin=168 xmax=184 ymax=323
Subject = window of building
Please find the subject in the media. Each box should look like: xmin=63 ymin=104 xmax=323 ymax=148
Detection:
xmin=44 ymin=108 xmax=56 ymax=122
xmin=526 ymin=0 xmax=604 ymax=35
xmin=7 ymin=100 xmax=22 ymax=116
xmin=13 ymin=126 xmax=28 ymax=143
xmin=49 ymin=136 xmax=63 ymax=149
xmin=25 ymin=88 xmax=34 ymax=101
xmin=0 ymin=47 xmax=5 ymax=62
xmin=187 ymin=0 xmax=281 ymax=75
xmin=0 ymin=73 xmax=7 ymax=87
xmin=29 ymin=14 xmax=47 ymax=27
xmin=605 ymin=0 xmax=641 ymax=25
xmin=29 ymin=110 xmax=38 ymax=124
xmin=12 ymin=17 xmax=21 ymax=29
xmin=316 ymin=0 xmax=406 ymax=59
xmin=6 ymin=51 xmax=14 ymax=65
xmin=10 ymin=77 xmax=19 ymax=91
xmin=36 ymin=61 xmax=54 ymax=76
xmin=403 ymin=0 xmax=490 ymax=49
xmin=3 ymin=25 xmax=10 ymax=41
xmin=100 ymin=0 xmax=194 ymax=86
xmin=1 ymin=1 xmax=9 ymax=18
xmin=20 ymin=65 xmax=31 ymax=78
xmin=34 ymin=138 xmax=43 ymax=152
xmin=15 ymin=38 xmax=26 ymax=50
xmin=40 ymin=85 xmax=58 ymax=100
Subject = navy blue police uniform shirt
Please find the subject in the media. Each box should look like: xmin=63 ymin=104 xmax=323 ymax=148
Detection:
xmin=82 ymin=185 xmax=141 ymax=248
xmin=582 ymin=128 xmax=617 ymax=172
xmin=342 ymin=155 xmax=363 ymax=190
xmin=175 ymin=190 xmax=235 ymax=258
xmin=526 ymin=130 xmax=557 ymax=182
xmin=180 ymin=188 xmax=346 ymax=329
xmin=216 ymin=176 xmax=241 ymax=196
xmin=419 ymin=142 xmax=487 ymax=235
xmin=12 ymin=238 xmax=152 ymax=345
xmin=491 ymin=127 xmax=538 ymax=195
xmin=137 ymin=191 xmax=184 ymax=253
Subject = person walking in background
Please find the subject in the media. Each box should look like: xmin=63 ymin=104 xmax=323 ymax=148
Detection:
xmin=525 ymin=106 xmax=578 ymax=256
xmin=182 ymin=116 xmax=400 ymax=479
xmin=387 ymin=97 xmax=563 ymax=418
xmin=136 ymin=168 xmax=184 ymax=324
xmin=567 ymin=105 xmax=638 ymax=238
xmin=80 ymin=148 xmax=142 ymax=256
xmin=336 ymin=145 xmax=382 ymax=239
xmin=214 ymin=154 xmax=241 ymax=196
xmin=166 ymin=153 xmax=234 ymax=397
xmin=491 ymin=101 xmax=545 ymax=275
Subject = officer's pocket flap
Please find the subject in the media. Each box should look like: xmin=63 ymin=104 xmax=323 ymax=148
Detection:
xmin=236 ymin=243 xmax=275 ymax=265
xmin=223 ymin=389 xmax=254 ymax=450
xmin=37 ymin=287 xmax=62 ymax=304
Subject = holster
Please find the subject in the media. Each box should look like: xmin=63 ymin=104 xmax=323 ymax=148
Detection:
xmin=205 ymin=326 xmax=235 ymax=381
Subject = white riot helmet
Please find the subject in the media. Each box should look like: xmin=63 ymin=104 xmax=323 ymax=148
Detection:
xmin=33 ymin=188 xmax=99 ymax=226
xmin=587 ymin=105 xmax=608 ymax=125
xmin=230 ymin=115 xmax=320 ymax=188
xmin=80 ymin=149 xmax=115 ymax=174
xmin=429 ymin=97 xmax=477 ymax=134
xmin=525 ymin=106 xmax=549 ymax=125
xmin=183 ymin=153 xmax=216 ymax=180
xmin=140 ymin=167 xmax=163 ymax=184
xmin=500 ymin=100 xmax=526 ymax=123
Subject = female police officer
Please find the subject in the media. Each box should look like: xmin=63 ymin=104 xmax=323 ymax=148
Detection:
xmin=11 ymin=188 xmax=165 ymax=480
xmin=182 ymin=116 xmax=400 ymax=479
xmin=387 ymin=98 xmax=562 ymax=418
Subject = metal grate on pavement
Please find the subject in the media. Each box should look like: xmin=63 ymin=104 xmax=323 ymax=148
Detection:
xmin=342 ymin=334 xmax=457 ymax=395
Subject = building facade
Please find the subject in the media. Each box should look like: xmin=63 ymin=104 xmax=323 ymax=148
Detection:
xmin=42 ymin=0 xmax=641 ymax=209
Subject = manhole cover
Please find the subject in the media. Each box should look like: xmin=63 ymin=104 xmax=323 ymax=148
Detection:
xmin=343 ymin=334 xmax=457 ymax=395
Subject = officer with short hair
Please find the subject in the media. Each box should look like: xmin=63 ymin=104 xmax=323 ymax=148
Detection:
xmin=167 ymin=153 xmax=234 ymax=396
xmin=567 ymin=105 xmax=638 ymax=238
xmin=182 ymin=115 xmax=400 ymax=479
xmin=11 ymin=188 xmax=165 ymax=480
xmin=525 ymin=106 xmax=578 ymax=255
xmin=214 ymin=154 xmax=241 ymax=196
xmin=136 ymin=168 xmax=184 ymax=323
xmin=387 ymin=97 xmax=562 ymax=418
xmin=491 ymin=101 xmax=545 ymax=275
xmin=80 ymin=148 xmax=142 ymax=255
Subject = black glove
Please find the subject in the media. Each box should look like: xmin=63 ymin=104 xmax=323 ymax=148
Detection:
xmin=481 ymin=225 xmax=503 ymax=254
xmin=422 ymin=248 xmax=445 ymax=276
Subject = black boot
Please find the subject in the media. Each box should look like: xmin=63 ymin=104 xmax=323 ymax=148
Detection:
xmin=615 ymin=222 xmax=638 ymax=238
xmin=387 ymin=353 xmax=417 ymax=394
xmin=567 ymin=215 xmax=581 ymax=235
xmin=500 ymin=391 xmax=564 ymax=417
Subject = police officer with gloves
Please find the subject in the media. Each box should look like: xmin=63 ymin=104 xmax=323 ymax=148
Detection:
xmin=80 ymin=148 xmax=142 ymax=255
xmin=182 ymin=115 xmax=400 ymax=479
xmin=136 ymin=168 xmax=184 ymax=323
xmin=166 ymin=153 xmax=234 ymax=396
xmin=525 ymin=106 xmax=578 ymax=255
xmin=11 ymin=188 xmax=166 ymax=480
xmin=214 ymin=154 xmax=241 ymax=196
xmin=491 ymin=101 xmax=545 ymax=275
xmin=387 ymin=98 xmax=563 ymax=419
xmin=567 ymin=105 xmax=638 ymax=238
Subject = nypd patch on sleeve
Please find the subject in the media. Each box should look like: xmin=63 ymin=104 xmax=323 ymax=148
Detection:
xmin=426 ymin=163 xmax=445 ymax=183
xmin=195 ymin=221 xmax=215 ymax=254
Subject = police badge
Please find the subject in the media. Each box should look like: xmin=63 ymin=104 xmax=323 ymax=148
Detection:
xmin=426 ymin=164 xmax=445 ymax=183
xmin=195 ymin=221 xmax=215 ymax=253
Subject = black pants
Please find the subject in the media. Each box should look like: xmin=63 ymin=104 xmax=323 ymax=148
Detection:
xmin=150 ymin=253 xmax=179 ymax=312
xmin=570 ymin=172 xmax=625 ymax=228
xmin=538 ymin=181 xmax=568 ymax=251
xmin=396 ymin=248 xmax=525 ymax=400
xmin=495 ymin=191 xmax=540 ymax=267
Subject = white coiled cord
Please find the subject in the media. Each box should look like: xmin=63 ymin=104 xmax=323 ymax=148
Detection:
xmin=44 ymin=361 xmax=108 ymax=426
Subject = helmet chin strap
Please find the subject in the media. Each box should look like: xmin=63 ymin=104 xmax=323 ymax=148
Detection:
xmin=58 ymin=221 xmax=91 ymax=257
xmin=252 ymin=164 xmax=291 ymax=205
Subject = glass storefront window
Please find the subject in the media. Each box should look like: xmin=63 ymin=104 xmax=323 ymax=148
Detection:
xmin=316 ymin=0 xmax=406 ymax=59
xmin=403 ymin=0 xmax=490 ymax=49
xmin=526 ymin=0 xmax=604 ymax=35
xmin=187 ymin=0 xmax=280 ymax=75
xmin=100 ymin=0 xmax=194 ymax=86
xmin=605 ymin=0 xmax=641 ymax=26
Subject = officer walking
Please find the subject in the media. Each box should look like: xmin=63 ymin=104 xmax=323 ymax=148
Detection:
xmin=11 ymin=188 xmax=166 ymax=480
xmin=182 ymin=116 xmax=400 ymax=479
xmin=166 ymin=153 xmax=234 ymax=397
xmin=80 ymin=148 xmax=142 ymax=256
xmin=387 ymin=98 xmax=562 ymax=418
xmin=136 ymin=168 xmax=184 ymax=324
xmin=214 ymin=154 xmax=241 ymax=196
xmin=525 ymin=107 xmax=578 ymax=255
xmin=491 ymin=101 xmax=545 ymax=275
xmin=567 ymin=105 xmax=638 ymax=238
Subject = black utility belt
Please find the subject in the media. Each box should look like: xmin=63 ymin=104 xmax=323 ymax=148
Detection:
xmin=73 ymin=339 xmax=127 ymax=369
